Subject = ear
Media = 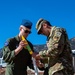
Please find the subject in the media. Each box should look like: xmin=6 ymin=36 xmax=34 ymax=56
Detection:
xmin=43 ymin=23 xmax=47 ymax=28
xmin=19 ymin=26 xmax=22 ymax=31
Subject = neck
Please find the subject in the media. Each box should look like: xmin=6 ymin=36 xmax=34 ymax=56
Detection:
xmin=47 ymin=26 xmax=51 ymax=36
xmin=18 ymin=33 xmax=22 ymax=40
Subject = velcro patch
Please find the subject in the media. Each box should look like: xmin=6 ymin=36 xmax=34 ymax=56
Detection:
xmin=53 ymin=32 xmax=62 ymax=42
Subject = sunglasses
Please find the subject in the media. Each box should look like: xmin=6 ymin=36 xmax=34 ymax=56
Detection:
xmin=23 ymin=28 xmax=31 ymax=34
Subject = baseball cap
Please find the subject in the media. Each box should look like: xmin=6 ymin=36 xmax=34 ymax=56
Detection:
xmin=36 ymin=18 xmax=46 ymax=34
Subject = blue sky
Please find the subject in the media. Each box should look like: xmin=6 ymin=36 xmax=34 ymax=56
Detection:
xmin=0 ymin=0 xmax=75 ymax=48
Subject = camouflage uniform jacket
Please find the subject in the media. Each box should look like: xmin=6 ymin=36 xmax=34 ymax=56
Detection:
xmin=39 ymin=26 xmax=74 ymax=75
xmin=2 ymin=35 xmax=34 ymax=75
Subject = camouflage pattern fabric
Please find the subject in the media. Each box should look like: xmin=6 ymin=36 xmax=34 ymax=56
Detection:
xmin=39 ymin=26 xmax=74 ymax=75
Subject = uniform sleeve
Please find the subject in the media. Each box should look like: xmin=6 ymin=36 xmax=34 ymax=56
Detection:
xmin=3 ymin=39 xmax=15 ymax=63
xmin=39 ymin=28 xmax=65 ymax=59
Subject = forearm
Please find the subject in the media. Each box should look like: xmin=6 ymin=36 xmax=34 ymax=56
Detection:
xmin=14 ymin=46 xmax=23 ymax=55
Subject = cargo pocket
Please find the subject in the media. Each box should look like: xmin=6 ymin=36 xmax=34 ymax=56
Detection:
xmin=48 ymin=63 xmax=64 ymax=75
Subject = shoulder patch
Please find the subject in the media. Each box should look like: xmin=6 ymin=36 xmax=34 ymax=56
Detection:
xmin=53 ymin=32 xmax=62 ymax=42
xmin=55 ymin=32 xmax=61 ymax=37
xmin=4 ymin=41 xmax=9 ymax=46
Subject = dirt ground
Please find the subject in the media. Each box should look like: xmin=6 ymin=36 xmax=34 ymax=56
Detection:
xmin=0 ymin=68 xmax=44 ymax=75
xmin=0 ymin=68 xmax=75 ymax=75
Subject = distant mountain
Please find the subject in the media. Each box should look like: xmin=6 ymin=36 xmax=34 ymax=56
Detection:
xmin=69 ymin=37 xmax=75 ymax=50
xmin=33 ymin=44 xmax=47 ymax=53
xmin=33 ymin=37 xmax=75 ymax=52
xmin=0 ymin=48 xmax=3 ymax=58
xmin=0 ymin=37 xmax=75 ymax=57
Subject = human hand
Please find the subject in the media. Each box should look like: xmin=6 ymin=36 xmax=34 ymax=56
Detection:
xmin=18 ymin=40 xmax=28 ymax=50
xmin=32 ymin=52 xmax=38 ymax=58
xmin=35 ymin=54 xmax=42 ymax=60
xmin=15 ymin=40 xmax=28 ymax=55
xmin=36 ymin=60 xmax=44 ymax=68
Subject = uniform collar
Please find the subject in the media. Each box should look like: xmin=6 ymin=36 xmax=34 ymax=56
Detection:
xmin=15 ymin=35 xmax=20 ymax=42
xmin=47 ymin=26 xmax=56 ymax=40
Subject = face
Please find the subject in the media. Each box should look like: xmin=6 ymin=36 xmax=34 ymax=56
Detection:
xmin=20 ymin=26 xmax=31 ymax=38
xmin=39 ymin=24 xmax=49 ymax=36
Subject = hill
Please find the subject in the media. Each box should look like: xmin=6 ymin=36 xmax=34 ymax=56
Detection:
xmin=0 ymin=37 xmax=75 ymax=57
xmin=70 ymin=37 xmax=75 ymax=50
xmin=0 ymin=49 xmax=2 ymax=58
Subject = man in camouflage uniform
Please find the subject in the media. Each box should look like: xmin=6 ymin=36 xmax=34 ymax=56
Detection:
xmin=35 ymin=18 xmax=74 ymax=75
